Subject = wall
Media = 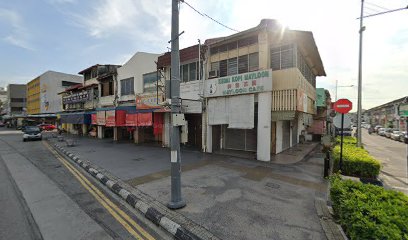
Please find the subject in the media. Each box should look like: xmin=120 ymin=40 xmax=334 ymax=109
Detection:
xmin=117 ymin=52 xmax=160 ymax=99
xmin=275 ymin=120 xmax=283 ymax=153
xmin=27 ymin=78 xmax=40 ymax=114
xmin=39 ymin=71 xmax=82 ymax=114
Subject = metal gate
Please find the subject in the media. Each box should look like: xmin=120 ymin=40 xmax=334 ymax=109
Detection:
xmin=282 ymin=120 xmax=291 ymax=150
xmin=224 ymin=127 xmax=257 ymax=152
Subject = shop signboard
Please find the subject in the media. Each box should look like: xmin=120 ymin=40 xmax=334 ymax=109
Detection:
xmin=136 ymin=93 xmax=164 ymax=109
xmin=91 ymin=114 xmax=97 ymax=125
xmin=62 ymin=91 xmax=90 ymax=104
xmin=126 ymin=114 xmax=138 ymax=126
xmin=399 ymin=103 xmax=408 ymax=117
xmin=105 ymin=110 xmax=116 ymax=127
xmin=96 ymin=111 xmax=106 ymax=125
xmin=204 ymin=69 xmax=272 ymax=98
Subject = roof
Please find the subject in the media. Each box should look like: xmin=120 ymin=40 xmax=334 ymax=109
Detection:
xmin=366 ymin=96 xmax=408 ymax=112
xmin=157 ymin=44 xmax=200 ymax=68
xmin=78 ymin=64 xmax=121 ymax=75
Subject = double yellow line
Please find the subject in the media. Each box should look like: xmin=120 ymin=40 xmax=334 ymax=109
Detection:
xmin=43 ymin=142 xmax=155 ymax=240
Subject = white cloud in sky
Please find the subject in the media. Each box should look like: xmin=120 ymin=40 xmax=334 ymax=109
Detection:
xmin=0 ymin=8 xmax=34 ymax=50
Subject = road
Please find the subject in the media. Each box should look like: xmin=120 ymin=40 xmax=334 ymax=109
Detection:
xmin=0 ymin=129 xmax=170 ymax=240
xmin=362 ymin=129 xmax=408 ymax=194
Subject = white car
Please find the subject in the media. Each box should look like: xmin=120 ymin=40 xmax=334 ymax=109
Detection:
xmin=391 ymin=131 xmax=402 ymax=141
xmin=23 ymin=126 xmax=42 ymax=142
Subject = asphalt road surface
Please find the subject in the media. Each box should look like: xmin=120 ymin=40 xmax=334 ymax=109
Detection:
xmin=363 ymin=129 xmax=408 ymax=194
xmin=0 ymin=129 xmax=170 ymax=240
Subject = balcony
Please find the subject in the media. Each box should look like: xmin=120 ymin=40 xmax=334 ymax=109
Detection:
xmin=272 ymin=89 xmax=297 ymax=111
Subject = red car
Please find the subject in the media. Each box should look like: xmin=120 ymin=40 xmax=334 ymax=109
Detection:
xmin=37 ymin=124 xmax=56 ymax=131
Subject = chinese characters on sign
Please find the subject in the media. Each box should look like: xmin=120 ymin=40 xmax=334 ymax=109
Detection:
xmin=205 ymin=69 xmax=272 ymax=98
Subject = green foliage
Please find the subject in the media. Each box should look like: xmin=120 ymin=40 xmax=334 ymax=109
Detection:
xmin=333 ymin=138 xmax=380 ymax=178
xmin=336 ymin=136 xmax=357 ymax=145
xmin=330 ymin=176 xmax=408 ymax=240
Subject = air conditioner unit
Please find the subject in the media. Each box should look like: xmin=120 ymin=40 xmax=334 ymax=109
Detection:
xmin=208 ymin=70 xmax=219 ymax=78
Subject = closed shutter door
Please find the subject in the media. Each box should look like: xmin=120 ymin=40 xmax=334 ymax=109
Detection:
xmin=282 ymin=120 xmax=291 ymax=150
xmin=224 ymin=128 xmax=257 ymax=152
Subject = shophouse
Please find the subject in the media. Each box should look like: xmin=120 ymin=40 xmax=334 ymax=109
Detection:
xmin=113 ymin=52 xmax=161 ymax=143
xmin=308 ymin=88 xmax=332 ymax=140
xmin=59 ymin=65 xmax=121 ymax=136
xmin=2 ymin=84 xmax=27 ymax=127
xmin=364 ymin=96 xmax=408 ymax=130
xmin=203 ymin=19 xmax=326 ymax=161
xmin=157 ymin=44 xmax=205 ymax=150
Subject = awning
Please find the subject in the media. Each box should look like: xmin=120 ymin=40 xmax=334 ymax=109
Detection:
xmin=59 ymin=112 xmax=91 ymax=124
xmin=271 ymin=111 xmax=296 ymax=121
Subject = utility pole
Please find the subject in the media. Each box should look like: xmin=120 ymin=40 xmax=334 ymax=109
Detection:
xmin=168 ymin=0 xmax=186 ymax=209
xmin=357 ymin=0 xmax=365 ymax=147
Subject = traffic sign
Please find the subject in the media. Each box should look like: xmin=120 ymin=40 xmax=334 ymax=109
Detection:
xmin=399 ymin=103 xmax=408 ymax=117
xmin=334 ymin=99 xmax=353 ymax=114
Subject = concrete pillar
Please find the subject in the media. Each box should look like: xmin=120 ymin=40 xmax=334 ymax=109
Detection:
xmin=257 ymin=92 xmax=272 ymax=161
xmin=133 ymin=129 xmax=138 ymax=144
xmin=113 ymin=127 xmax=118 ymax=141
xmin=97 ymin=126 xmax=104 ymax=139
xmin=276 ymin=121 xmax=283 ymax=154
xmin=206 ymin=124 xmax=212 ymax=153
xmin=82 ymin=124 xmax=88 ymax=137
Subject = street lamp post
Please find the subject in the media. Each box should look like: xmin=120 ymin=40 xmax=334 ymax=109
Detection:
xmin=357 ymin=0 xmax=365 ymax=147
xmin=335 ymin=79 xmax=354 ymax=102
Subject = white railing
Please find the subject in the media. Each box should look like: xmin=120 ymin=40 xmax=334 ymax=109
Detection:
xmin=272 ymin=89 xmax=297 ymax=111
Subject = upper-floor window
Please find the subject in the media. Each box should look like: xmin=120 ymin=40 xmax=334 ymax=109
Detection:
xmin=179 ymin=61 xmax=202 ymax=82
xmin=270 ymin=44 xmax=316 ymax=88
xmin=100 ymin=80 xmax=114 ymax=97
xmin=143 ymin=72 xmax=157 ymax=93
xmin=120 ymin=77 xmax=134 ymax=96
xmin=210 ymin=35 xmax=258 ymax=55
xmin=210 ymin=52 xmax=259 ymax=78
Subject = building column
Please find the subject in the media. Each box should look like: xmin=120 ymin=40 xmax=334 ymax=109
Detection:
xmin=257 ymin=92 xmax=272 ymax=161
xmin=82 ymin=124 xmax=88 ymax=137
xmin=113 ymin=127 xmax=118 ymax=141
xmin=97 ymin=126 xmax=104 ymax=139
xmin=206 ymin=124 xmax=212 ymax=153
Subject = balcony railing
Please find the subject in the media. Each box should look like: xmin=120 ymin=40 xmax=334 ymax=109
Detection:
xmin=272 ymin=89 xmax=297 ymax=111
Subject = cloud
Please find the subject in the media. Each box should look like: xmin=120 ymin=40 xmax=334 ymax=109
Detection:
xmin=0 ymin=8 xmax=34 ymax=50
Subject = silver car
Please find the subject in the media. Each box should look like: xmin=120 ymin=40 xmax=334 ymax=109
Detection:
xmin=391 ymin=131 xmax=402 ymax=141
xmin=23 ymin=126 xmax=42 ymax=142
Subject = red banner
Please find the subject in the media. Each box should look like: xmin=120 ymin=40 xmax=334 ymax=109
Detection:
xmin=116 ymin=110 xmax=126 ymax=126
xmin=105 ymin=110 xmax=116 ymax=127
xmin=153 ymin=113 xmax=164 ymax=135
xmin=97 ymin=111 xmax=106 ymax=125
xmin=138 ymin=113 xmax=152 ymax=126
xmin=126 ymin=114 xmax=138 ymax=126
xmin=91 ymin=114 xmax=97 ymax=125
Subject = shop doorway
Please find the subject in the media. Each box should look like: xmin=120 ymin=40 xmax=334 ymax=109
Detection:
xmin=184 ymin=114 xmax=202 ymax=149
xmin=271 ymin=122 xmax=276 ymax=154
xmin=282 ymin=121 xmax=291 ymax=150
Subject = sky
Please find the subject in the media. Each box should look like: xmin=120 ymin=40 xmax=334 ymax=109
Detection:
xmin=0 ymin=0 xmax=407 ymax=110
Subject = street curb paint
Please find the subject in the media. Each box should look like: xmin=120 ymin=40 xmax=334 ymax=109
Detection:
xmin=50 ymin=142 xmax=203 ymax=240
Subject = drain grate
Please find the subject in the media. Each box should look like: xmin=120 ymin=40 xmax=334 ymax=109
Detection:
xmin=265 ymin=182 xmax=280 ymax=189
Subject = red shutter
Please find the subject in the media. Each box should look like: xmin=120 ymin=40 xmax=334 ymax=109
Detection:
xmin=153 ymin=113 xmax=164 ymax=135
xmin=91 ymin=114 xmax=97 ymax=125
xmin=137 ymin=113 xmax=152 ymax=126
xmin=116 ymin=110 xmax=126 ymax=126
xmin=125 ymin=114 xmax=137 ymax=126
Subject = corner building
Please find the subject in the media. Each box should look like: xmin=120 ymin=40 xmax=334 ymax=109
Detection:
xmin=204 ymin=19 xmax=326 ymax=161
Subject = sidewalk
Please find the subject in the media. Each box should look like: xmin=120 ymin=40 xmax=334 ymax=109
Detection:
xmin=48 ymin=134 xmax=327 ymax=240
xmin=1 ymin=140 xmax=112 ymax=240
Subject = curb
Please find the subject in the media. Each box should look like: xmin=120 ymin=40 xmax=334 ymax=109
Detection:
xmin=51 ymin=142 xmax=204 ymax=240
xmin=315 ymin=198 xmax=348 ymax=240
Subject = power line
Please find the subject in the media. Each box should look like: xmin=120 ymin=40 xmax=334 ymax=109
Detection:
xmin=358 ymin=5 xmax=408 ymax=19
xmin=179 ymin=0 xmax=239 ymax=32
xmin=365 ymin=1 xmax=390 ymax=11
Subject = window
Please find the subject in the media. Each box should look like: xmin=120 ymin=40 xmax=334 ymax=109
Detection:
xmin=62 ymin=81 xmax=78 ymax=87
xmin=227 ymin=58 xmax=238 ymax=76
xmin=179 ymin=61 xmax=199 ymax=82
xmin=120 ymin=78 xmax=134 ymax=96
xmin=249 ymin=52 xmax=259 ymax=72
xmin=189 ymin=62 xmax=197 ymax=81
xmin=211 ymin=62 xmax=219 ymax=72
xmin=182 ymin=64 xmax=189 ymax=82
xmin=219 ymin=60 xmax=228 ymax=77
xmin=270 ymin=44 xmax=295 ymax=70
xmin=143 ymin=72 xmax=157 ymax=92
xmin=238 ymin=55 xmax=248 ymax=74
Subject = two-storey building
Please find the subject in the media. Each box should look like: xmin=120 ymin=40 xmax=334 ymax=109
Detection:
xmin=203 ymin=19 xmax=326 ymax=161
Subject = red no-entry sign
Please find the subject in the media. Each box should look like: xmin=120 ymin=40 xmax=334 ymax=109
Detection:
xmin=334 ymin=99 xmax=353 ymax=114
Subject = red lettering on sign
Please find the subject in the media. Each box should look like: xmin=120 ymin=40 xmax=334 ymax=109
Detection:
xmin=244 ymin=81 xmax=248 ymax=87
xmin=235 ymin=83 xmax=240 ymax=88
xmin=252 ymin=80 xmax=257 ymax=86
xmin=227 ymin=84 xmax=232 ymax=89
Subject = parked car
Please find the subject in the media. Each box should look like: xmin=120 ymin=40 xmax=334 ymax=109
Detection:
xmin=384 ymin=129 xmax=395 ymax=138
xmin=0 ymin=121 xmax=5 ymax=127
xmin=378 ymin=128 xmax=386 ymax=136
xmin=23 ymin=126 xmax=42 ymax=142
xmin=391 ymin=131 xmax=402 ymax=141
xmin=400 ymin=132 xmax=408 ymax=144
xmin=37 ymin=123 xmax=56 ymax=131
xmin=374 ymin=125 xmax=383 ymax=133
